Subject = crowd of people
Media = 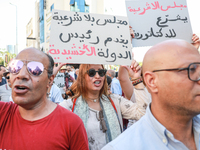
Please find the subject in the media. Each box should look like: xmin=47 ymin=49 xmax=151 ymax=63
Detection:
xmin=0 ymin=28 xmax=200 ymax=150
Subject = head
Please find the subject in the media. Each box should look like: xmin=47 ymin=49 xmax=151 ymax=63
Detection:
xmin=0 ymin=65 xmax=6 ymax=78
xmin=106 ymin=75 xmax=112 ymax=94
xmin=143 ymin=39 xmax=200 ymax=117
xmin=60 ymin=65 xmax=67 ymax=73
xmin=3 ymin=71 xmax=11 ymax=87
xmin=66 ymin=65 xmax=71 ymax=73
xmin=107 ymin=70 xmax=115 ymax=79
xmin=75 ymin=69 xmax=79 ymax=76
xmin=9 ymin=47 xmax=54 ymax=109
xmin=70 ymin=64 xmax=108 ymax=100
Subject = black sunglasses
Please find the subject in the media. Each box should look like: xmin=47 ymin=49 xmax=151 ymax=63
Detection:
xmin=6 ymin=76 xmax=10 ymax=79
xmin=153 ymin=62 xmax=200 ymax=82
xmin=87 ymin=69 xmax=107 ymax=77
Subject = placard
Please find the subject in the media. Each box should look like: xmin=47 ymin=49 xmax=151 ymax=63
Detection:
xmin=49 ymin=10 xmax=132 ymax=65
xmin=126 ymin=0 xmax=193 ymax=47
xmin=54 ymin=73 xmax=65 ymax=94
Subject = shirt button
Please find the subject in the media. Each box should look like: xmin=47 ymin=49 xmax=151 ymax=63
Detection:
xmin=167 ymin=133 xmax=171 ymax=138
xmin=163 ymin=139 xmax=167 ymax=143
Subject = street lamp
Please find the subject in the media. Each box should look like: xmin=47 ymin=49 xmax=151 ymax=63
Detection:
xmin=9 ymin=3 xmax=18 ymax=55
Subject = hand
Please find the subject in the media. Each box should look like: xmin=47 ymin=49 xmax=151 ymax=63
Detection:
xmin=129 ymin=26 xmax=135 ymax=41
xmin=192 ymin=34 xmax=200 ymax=50
xmin=53 ymin=62 xmax=67 ymax=76
xmin=122 ymin=59 xmax=141 ymax=80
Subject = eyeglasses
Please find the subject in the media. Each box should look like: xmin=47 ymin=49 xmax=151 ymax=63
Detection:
xmin=5 ymin=76 xmax=10 ymax=79
xmin=87 ymin=69 xmax=107 ymax=77
xmin=153 ymin=62 xmax=200 ymax=82
xmin=8 ymin=59 xmax=48 ymax=76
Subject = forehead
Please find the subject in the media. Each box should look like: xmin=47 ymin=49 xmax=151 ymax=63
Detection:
xmin=88 ymin=64 xmax=103 ymax=69
xmin=16 ymin=49 xmax=48 ymax=67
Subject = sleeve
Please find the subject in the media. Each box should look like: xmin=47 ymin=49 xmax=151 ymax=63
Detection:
xmin=69 ymin=119 xmax=89 ymax=150
xmin=59 ymin=99 xmax=73 ymax=111
xmin=101 ymin=144 xmax=115 ymax=150
xmin=0 ymin=102 xmax=14 ymax=128
xmin=116 ymin=87 xmax=151 ymax=120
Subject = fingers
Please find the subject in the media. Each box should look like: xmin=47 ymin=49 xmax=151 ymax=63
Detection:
xmin=192 ymin=34 xmax=200 ymax=43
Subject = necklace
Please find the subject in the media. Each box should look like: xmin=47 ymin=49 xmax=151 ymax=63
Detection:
xmin=88 ymin=98 xmax=99 ymax=103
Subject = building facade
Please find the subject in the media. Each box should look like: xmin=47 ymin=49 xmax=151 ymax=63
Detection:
xmin=26 ymin=0 xmax=104 ymax=53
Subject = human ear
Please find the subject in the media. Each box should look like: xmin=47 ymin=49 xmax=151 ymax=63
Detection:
xmin=143 ymin=71 xmax=158 ymax=93
xmin=47 ymin=74 xmax=55 ymax=88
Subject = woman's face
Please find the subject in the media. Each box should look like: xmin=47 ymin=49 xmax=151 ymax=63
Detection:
xmin=85 ymin=64 xmax=105 ymax=93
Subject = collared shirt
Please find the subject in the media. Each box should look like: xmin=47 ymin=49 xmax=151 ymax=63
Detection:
xmin=102 ymin=104 xmax=200 ymax=150
xmin=111 ymin=78 xmax=122 ymax=96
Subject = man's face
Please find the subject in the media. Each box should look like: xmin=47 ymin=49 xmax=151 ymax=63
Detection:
xmin=0 ymin=66 xmax=6 ymax=77
xmin=66 ymin=66 xmax=71 ymax=73
xmin=156 ymin=46 xmax=200 ymax=116
xmin=10 ymin=49 xmax=51 ymax=108
xmin=60 ymin=69 xmax=66 ymax=73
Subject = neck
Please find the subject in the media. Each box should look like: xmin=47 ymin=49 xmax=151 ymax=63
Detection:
xmin=86 ymin=90 xmax=100 ymax=101
xmin=151 ymin=100 xmax=195 ymax=146
xmin=18 ymin=98 xmax=57 ymax=121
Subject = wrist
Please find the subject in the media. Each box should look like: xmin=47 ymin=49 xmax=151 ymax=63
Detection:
xmin=132 ymin=77 xmax=143 ymax=86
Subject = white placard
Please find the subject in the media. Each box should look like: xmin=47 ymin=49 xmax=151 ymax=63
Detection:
xmin=54 ymin=73 xmax=65 ymax=94
xmin=126 ymin=0 xmax=193 ymax=47
xmin=49 ymin=10 xmax=132 ymax=65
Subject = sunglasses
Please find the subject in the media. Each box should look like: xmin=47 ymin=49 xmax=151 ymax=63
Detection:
xmin=87 ymin=69 xmax=107 ymax=77
xmin=6 ymin=76 xmax=10 ymax=79
xmin=8 ymin=59 xmax=48 ymax=76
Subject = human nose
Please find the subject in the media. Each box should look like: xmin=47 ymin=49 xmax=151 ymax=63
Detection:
xmin=16 ymin=65 xmax=30 ymax=80
xmin=94 ymin=71 xmax=100 ymax=78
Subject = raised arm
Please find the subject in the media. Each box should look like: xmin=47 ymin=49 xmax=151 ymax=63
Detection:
xmin=53 ymin=63 xmax=68 ymax=76
xmin=118 ymin=59 xmax=144 ymax=100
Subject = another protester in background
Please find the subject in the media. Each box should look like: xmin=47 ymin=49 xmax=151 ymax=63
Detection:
xmin=60 ymin=65 xmax=74 ymax=91
xmin=107 ymin=70 xmax=122 ymax=96
xmin=106 ymin=75 xmax=112 ymax=94
xmin=0 ymin=66 xmax=10 ymax=102
xmin=47 ymin=83 xmax=64 ymax=104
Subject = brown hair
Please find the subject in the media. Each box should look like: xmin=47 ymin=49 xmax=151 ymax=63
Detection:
xmin=66 ymin=64 xmax=108 ymax=100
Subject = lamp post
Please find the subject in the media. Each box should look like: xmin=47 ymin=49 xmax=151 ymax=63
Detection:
xmin=9 ymin=3 xmax=18 ymax=55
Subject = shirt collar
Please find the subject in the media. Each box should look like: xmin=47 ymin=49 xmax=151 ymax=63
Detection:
xmin=145 ymin=104 xmax=200 ymax=146
xmin=145 ymin=104 xmax=168 ymax=143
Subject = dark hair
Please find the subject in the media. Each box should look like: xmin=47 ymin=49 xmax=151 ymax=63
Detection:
xmin=115 ymin=72 xmax=118 ymax=78
xmin=45 ymin=53 xmax=54 ymax=78
xmin=0 ymin=65 xmax=5 ymax=71
xmin=106 ymin=75 xmax=112 ymax=86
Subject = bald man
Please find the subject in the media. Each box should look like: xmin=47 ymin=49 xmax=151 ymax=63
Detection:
xmin=0 ymin=48 xmax=88 ymax=149
xmin=102 ymin=39 xmax=200 ymax=150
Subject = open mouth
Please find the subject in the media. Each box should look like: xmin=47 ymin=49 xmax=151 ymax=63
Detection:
xmin=14 ymin=85 xmax=29 ymax=94
xmin=16 ymin=86 xmax=27 ymax=90
xmin=94 ymin=81 xmax=101 ymax=85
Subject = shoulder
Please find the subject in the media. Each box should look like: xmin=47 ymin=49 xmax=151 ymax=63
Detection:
xmin=55 ymin=105 xmax=84 ymax=125
xmin=0 ymin=101 xmax=17 ymax=112
xmin=59 ymin=99 xmax=73 ymax=110
xmin=103 ymin=116 xmax=156 ymax=150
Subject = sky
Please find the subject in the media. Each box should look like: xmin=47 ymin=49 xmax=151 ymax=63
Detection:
xmin=0 ymin=0 xmax=199 ymax=62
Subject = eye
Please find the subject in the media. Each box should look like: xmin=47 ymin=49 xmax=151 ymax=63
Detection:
xmin=189 ymin=64 xmax=197 ymax=72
